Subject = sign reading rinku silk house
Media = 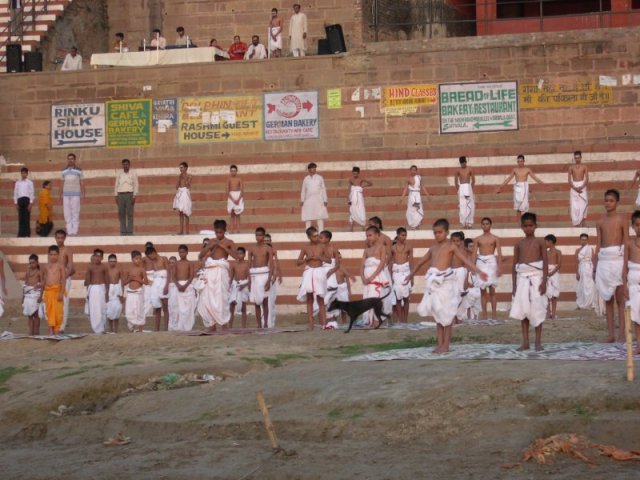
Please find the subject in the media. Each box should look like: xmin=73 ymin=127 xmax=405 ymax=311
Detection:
xmin=51 ymin=103 xmax=106 ymax=149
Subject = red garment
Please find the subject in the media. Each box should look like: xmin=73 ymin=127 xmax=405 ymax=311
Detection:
xmin=228 ymin=42 xmax=247 ymax=60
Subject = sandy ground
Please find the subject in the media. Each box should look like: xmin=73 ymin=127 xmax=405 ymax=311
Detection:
xmin=1 ymin=303 xmax=640 ymax=480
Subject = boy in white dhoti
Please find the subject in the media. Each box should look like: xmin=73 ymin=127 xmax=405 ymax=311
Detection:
xmin=264 ymin=234 xmax=283 ymax=329
xmin=289 ymin=4 xmax=307 ymax=57
xmin=406 ymin=219 xmax=487 ymax=353
xmin=496 ymin=154 xmax=544 ymax=219
xmin=474 ymin=217 xmax=503 ymax=320
xmin=168 ymin=245 xmax=196 ymax=332
xmin=227 ymin=165 xmax=244 ymax=234
xmin=173 ymin=162 xmax=192 ymax=235
xmin=510 ymin=212 xmax=548 ymax=351
xmin=461 ymin=239 xmax=482 ymax=320
xmin=454 ymin=156 xmax=476 ymax=229
xmin=450 ymin=232 xmax=467 ymax=324
xmin=623 ymin=210 xmax=640 ymax=354
xmin=248 ymin=227 xmax=274 ymax=328
xmin=362 ymin=226 xmax=393 ymax=326
xmin=146 ymin=247 xmax=170 ymax=331
xmin=400 ymin=165 xmax=429 ymax=230
xmin=348 ymin=166 xmax=372 ymax=231
xmin=124 ymin=251 xmax=149 ymax=332
xmin=296 ymin=226 xmax=330 ymax=330
xmin=391 ymin=227 xmax=413 ymax=323
xmin=595 ymin=189 xmax=628 ymax=342
xmin=106 ymin=254 xmax=123 ymax=333
xmin=229 ymin=247 xmax=250 ymax=328
xmin=319 ymin=230 xmax=341 ymax=322
xmin=54 ymin=229 xmax=75 ymax=333
xmin=268 ymin=8 xmax=283 ymax=57
xmin=23 ymin=254 xmax=44 ymax=335
xmin=300 ymin=163 xmax=329 ymax=231
xmin=575 ymin=233 xmax=596 ymax=309
xmin=142 ymin=242 xmax=155 ymax=318
xmin=84 ymin=252 xmax=109 ymax=334
xmin=568 ymin=150 xmax=589 ymax=227
xmin=628 ymin=166 xmax=640 ymax=209
xmin=544 ymin=235 xmax=562 ymax=320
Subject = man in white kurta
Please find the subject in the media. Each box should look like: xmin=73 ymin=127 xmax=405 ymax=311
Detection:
xmin=289 ymin=4 xmax=307 ymax=57
xmin=300 ymin=163 xmax=328 ymax=231
xmin=576 ymin=242 xmax=596 ymax=309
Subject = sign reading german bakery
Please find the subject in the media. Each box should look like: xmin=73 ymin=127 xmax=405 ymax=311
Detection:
xmin=51 ymin=103 xmax=106 ymax=149
xmin=264 ymin=91 xmax=319 ymax=141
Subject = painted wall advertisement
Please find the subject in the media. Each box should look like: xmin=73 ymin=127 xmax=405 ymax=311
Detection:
xmin=381 ymin=84 xmax=437 ymax=115
xmin=439 ymin=81 xmax=518 ymax=134
xmin=152 ymin=98 xmax=177 ymax=131
xmin=178 ymin=96 xmax=263 ymax=144
xmin=264 ymin=91 xmax=319 ymax=141
xmin=519 ymin=82 xmax=613 ymax=108
xmin=106 ymin=99 xmax=152 ymax=148
xmin=50 ymin=103 xmax=106 ymax=149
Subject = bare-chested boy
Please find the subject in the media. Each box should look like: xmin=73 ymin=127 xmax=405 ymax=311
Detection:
xmin=42 ymin=245 xmax=67 ymax=335
xmin=628 ymin=163 xmax=640 ymax=209
xmin=623 ymin=210 xmax=640 ymax=354
xmin=145 ymin=247 xmax=170 ymax=331
xmin=496 ymin=155 xmax=544 ymax=218
xmin=85 ymin=250 xmax=109 ymax=334
xmin=173 ymin=162 xmax=192 ymax=235
xmin=391 ymin=227 xmax=413 ymax=323
xmin=544 ymin=235 xmax=562 ymax=321
xmin=124 ymin=250 xmax=149 ymax=332
xmin=405 ymin=219 xmax=487 ymax=353
xmin=474 ymin=217 xmax=503 ymax=320
xmin=400 ymin=165 xmax=429 ymax=230
xmin=106 ymin=254 xmax=124 ymax=333
xmin=461 ymin=238 xmax=482 ymax=320
xmin=510 ymin=212 xmax=548 ymax=351
xmin=368 ymin=216 xmax=392 ymax=266
xmin=454 ymin=156 xmax=476 ymax=229
xmin=168 ymin=244 xmax=196 ymax=332
xmin=229 ymin=247 xmax=250 ymax=328
xmin=320 ymin=230 xmax=341 ymax=322
xmin=142 ymin=241 xmax=155 ymax=318
xmin=595 ymin=189 xmax=628 ymax=342
xmin=227 ymin=165 xmax=244 ymax=234
xmin=23 ymin=254 xmax=44 ymax=335
xmin=248 ymin=227 xmax=273 ymax=328
xmin=450 ymin=231 xmax=467 ymax=324
xmin=54 ymin=229 xmax=75 ymax=333
xmin=296 ymin=226 xmax=330 ymax=330
xmin=362 ymin=226 xmax=393 ymax=326
xmin=348 ymin=166 xmax=373 ymax=231
xmin=264 ymin=233 xmax=283 ymax=329
xmin=568 ymin=151 xmax=589 ymax=227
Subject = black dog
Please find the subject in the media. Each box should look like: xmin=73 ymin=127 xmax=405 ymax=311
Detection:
xmin=327 ymin=292 xmax=391 ymax=333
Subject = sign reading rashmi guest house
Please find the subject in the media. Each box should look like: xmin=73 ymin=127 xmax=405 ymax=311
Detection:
xmin=439 ymin=81 xmax=518 ymax=134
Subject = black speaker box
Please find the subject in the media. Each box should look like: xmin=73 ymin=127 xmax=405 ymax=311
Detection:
xmin=6 ymin=44 xmax=22 ymax=73
xmin=317 ymin=38 xmax=331 ymax=55
xmin=325 ymin=24 xmax=346 ymax=54
xmin=24 ymin=51 xmax=43 ymax=72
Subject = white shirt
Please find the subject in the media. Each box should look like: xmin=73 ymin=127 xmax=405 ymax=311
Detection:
xmin=115 ymin=170 xmax=139 ymax=196
xmin=151 ymin=36 xmax=167 ymax=49
xmin=244 ymin=43 xmax=267 ymax=60
xmin=61 ymin=53 xmax=83 ymax=71
xmin=14 ymin=178 xmax=35 ymax=204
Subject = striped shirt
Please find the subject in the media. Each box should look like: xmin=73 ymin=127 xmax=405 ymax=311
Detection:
xmin=62 ymin=167 xmax=83 ymax=196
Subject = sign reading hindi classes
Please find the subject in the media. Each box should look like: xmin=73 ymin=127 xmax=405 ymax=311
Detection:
xmin=519 ymin=82 xmax=613 ymax=109
xmin=264 ymin=91 xmax=319 ymax=141
xmin=381 ymin=84 xmax=437 ymax=115
xmin=439 ymin=81 xmax=518 ymax=134
xmin=106 ymin=99 xmax=152 ymax=148
xmin=178 ymin=96 xmax=263 ymax=144
xmin=50 ymin=102 xmax=105 ymax=149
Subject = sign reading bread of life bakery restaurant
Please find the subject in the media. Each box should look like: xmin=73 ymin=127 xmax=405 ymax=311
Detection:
xmin=51 ymin=103 xmax=106 ymax=149
xmin=264 ymin=91 xmax=319 ymax=140
xmin=178 ymin=96 xmax=263 ymax=144
xmin=106 ymin=99 xmax=152 ymax=148
xmin=439 ymin=81 xmax=518 ymax=134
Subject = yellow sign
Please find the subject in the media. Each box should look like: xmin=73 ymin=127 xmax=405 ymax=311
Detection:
xmin=519 ymin=82 xmax=613 ymax=109
xmin=381 ymin=84 xmax=438 ymax=115
xmin=327 ymin=88 xmax=342 ymax=109
xmin=178 ymin=95 xmax=263 ymax=144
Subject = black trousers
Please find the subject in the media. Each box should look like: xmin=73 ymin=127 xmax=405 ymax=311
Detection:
xmin=17 ymin=196 xmax=31 ymax=237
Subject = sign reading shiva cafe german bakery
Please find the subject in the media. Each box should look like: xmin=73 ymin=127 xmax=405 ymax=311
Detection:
xmin=264 ymin=91 xmax=319 ymax=140
xmin=439 ymin=81 xmax=518 ymax=134
xmin=106 ymin=99 xmax=152 ymax=148
xmin=51 ymin=103 xmax=106 ymax=148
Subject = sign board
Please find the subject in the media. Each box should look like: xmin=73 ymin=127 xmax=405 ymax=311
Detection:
xmin=178 ymin=96 xmax=263 ymax=144
xmin=152 ymin=98 xmax=177 ymax=132
xmin=381 ymin=84 xmax=437 ymax=115
xmin=51 ymin=103 xmax=105 ymax=149
xmin=439 ymin=81 xmax=518 ymax=134
xmin=327 ymin=88 xmax=342 ymax=109
xmin=106 ymin=99 xmax=152 ymax=148
xmin=519 ymin=82 xmax=613 ymax=109
xmin=264 ymin=91 xmax=319 ymax=141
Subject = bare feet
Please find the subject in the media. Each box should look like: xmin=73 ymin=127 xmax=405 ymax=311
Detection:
xmin=535 ymin=343 xmax=544 ymax=352
xmin=617 ymin=335 xmax=625 ymax=343
xmin=517 ymin=344 xmax=530 ymax=351
xmin=605 ymin=336 xmax=615 ymax=343
xmin=206 ymin=326 xmax=217 ymax=333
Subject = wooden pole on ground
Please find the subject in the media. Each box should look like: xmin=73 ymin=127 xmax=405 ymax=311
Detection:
xmin=624 ymin=307 xmax=635 ymax=382
xmin=256 ymin=390 xmax=281 ymax=451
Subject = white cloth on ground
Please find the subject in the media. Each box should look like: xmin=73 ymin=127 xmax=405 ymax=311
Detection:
xmin=86 ymin=284 xmax=106 ymax=334
xmin=149 ymin=270 xmax=168 ymax=309
xmin=196 ymin=258 xmax=231 ymax=327
xmin=363 ymin=257 xmax=392 ymax=325
xmin=595 ymin=246 xmax=624 ymax=302
xmin=168 ymin=280 xmax=196 ymax=332
xmin=301 ymin=174 xmax=328 ymax=222
xmin=296 ymin=266 xmax=327 ymax=302
xmin=458 ymin=183 xmax=475 ymax=226
xmin=513 ymin=181 xmax=529 ymax=214
xmin=125 ymin=287 xmax=145 ymax=330
xmin=227 ymin=191 xmax=244 ymax=215
xmin=569 ymin=180 xmax=588 ymax=226
xmin=106 ymin=283 xmax=123 ymax=320
xmin=349 ymin=185 xmax=366 ymax=227
xmin=626 ymin=261 xmax=640 ymax=325
xmin=475 ymin=254 xmax=498 ymax=289
xmin=546 ymin=264 xmax=560 ymax=299
xmin=22 ymin=286 xmax=42 ymax=317
xmin=406 ymin=175 xmax=424 ymax=229
xmin=510 ymin=261 xmax=547 ymax=327
xmin=392 ymin=262 xmax=411 ymax=304
xmin=576 ymin=245 xmax=596 ymax=309
xmin=250 ymin=266 xmax=270 ymax=305
xmin=417 ymin=267 xmax=458 ymax=326
xmin=173 ymin=187 xmax=192 ymax=216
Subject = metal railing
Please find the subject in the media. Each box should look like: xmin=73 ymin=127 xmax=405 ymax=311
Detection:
xmin=1 ymin=0 xmax=49 ymax=63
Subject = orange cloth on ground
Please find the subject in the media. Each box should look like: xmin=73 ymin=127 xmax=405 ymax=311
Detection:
xmin=38 ymin=189 xmax=52 ymax=224
xmin=44 ymin=284 xmax=64 ymax=332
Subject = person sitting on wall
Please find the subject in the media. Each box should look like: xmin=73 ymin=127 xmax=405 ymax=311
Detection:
xmin=228 ymin=35 xmax=247 ymax=60
xmin=61 ymin=46 xmax=83 ymax=71
xmin=150 ymin=29 xmax=167 ymax=49
xmin=210 ymin=39 xmax=229 ymax=61
xmin=244 ymin=35 xmax=267 ymax=60
xmin=175 ymin=26 xmax=194 ymax=47
xmin=112 ymin=32 xmax=129 ymax=52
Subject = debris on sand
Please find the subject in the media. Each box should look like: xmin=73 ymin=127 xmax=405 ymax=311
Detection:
xmin=48 ymin=405 xmax=71 ymax=417
xmin=121 ymin=372 xmax=218 ymax=394
xmin=103 ymin=433 xmax=131 ymax=446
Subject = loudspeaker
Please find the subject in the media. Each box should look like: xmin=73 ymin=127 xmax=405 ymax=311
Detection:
xmin=24 ymin=51 xmax=43 ymax=72
xmin=6 ymin=44 xmax=22 ymax=73
xmin=317 ymin=38 xmax=331 ymax=55
xmin=325 ymin=24 xmax=346 ymax=54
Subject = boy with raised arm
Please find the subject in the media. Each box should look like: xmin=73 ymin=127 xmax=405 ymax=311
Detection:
xmin=454 ymin=156 xmax=475 ymax=229
xmin=348 ymin=166 xmax=372 ymax=231
xmin=85 ymin=251 xmax=109 ymax=334
xmin=296 ymin=226 xmax=329 ymax=330
xmin=575 ymin=233 xmax=596 ymax=310
xmin=248 ymin=227 xmax=273 ymax=328
xmin=391 ymin=227 xmax=413 ymax=323
xmin=23 ymin=254 xmax=44 ymax=336
xmin=229 ymin=247 xmax=250 ymax=328
xmin=595 ymin=189 xmax=627 ymax=342
xmin=124 ymin=251 xmax=149 ymax=332
xmin=474 ymin=217 xmax=503 ymax=320
xmin=545 ymin=235 xmax=562 ymax=320
xmin=405 ymin=219 xmax=487 ymax=353
xmin=227 ymin=165 xmax=244 ymax=234
xmin=510 ymin=212 xmax=548 ymax=351
xmin=42 ymin=245 xmax=67 ymax=335
xmin=496 ymin=154 xmax=544 ymax=218
xmin=400 ymin=165 xmax=428 ymax=230
xmin=623 ymin=210 xmax=640 ymax=354
xmin=173 ymin=162 xmax=192 ymax=235
xmin=169 ymin=245 xmax=196 ymax=332
xmin=146 ymin=247 xmax=170 ymax=331
xmin=568 ymin=151 xmax=589 ymax=227
xmin=106 ymin=254 xmax=124 ymax=333
xmin=54 ymin=229 xmax=75 ymax=333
